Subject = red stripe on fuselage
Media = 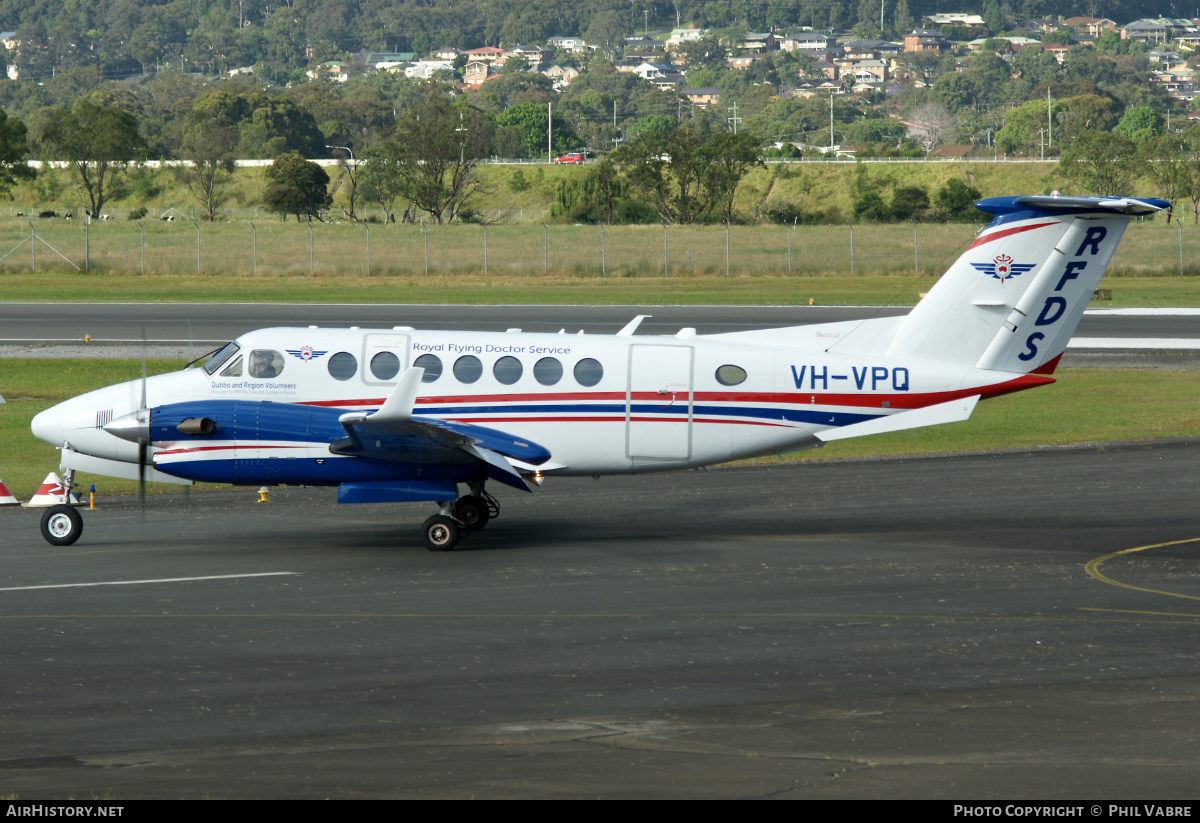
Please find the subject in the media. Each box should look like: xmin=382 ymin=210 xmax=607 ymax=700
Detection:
xmin=293 ymin=372 xmax=1054 ymax=413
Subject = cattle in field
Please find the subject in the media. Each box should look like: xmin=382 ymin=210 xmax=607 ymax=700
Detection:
xmin=38 ymin=211 xmax=56 ymax=218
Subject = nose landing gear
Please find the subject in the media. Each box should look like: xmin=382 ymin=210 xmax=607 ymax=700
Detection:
xmin=39 ymin=468 xmax=82 ymax=546
xmin=40 ymin=505 xmax=83 ymax=546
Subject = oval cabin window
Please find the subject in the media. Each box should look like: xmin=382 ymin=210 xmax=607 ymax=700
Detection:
xmin=715 ymin=365 xmax=747 ymax=386
xmin=413 ymin=354 xmax=443 ymax=383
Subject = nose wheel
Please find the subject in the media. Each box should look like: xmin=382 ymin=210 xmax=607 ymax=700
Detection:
xmin=40 ymin=504 xmax=83 ymax=546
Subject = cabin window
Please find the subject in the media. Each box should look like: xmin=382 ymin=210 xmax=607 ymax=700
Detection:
xmin=573 ymin=358 xmax=603 ymax=387
xmin=533 ymin=357 xmax=563 ymax=386
xmin=453 ymin=355 xmax=483 ymax=384
xmin=328 ymin=352 xmax=357 ymax=381
xmin=715 ymin=365 xmax=747 ymax=386
xmin=370 ymin=351 xmax=401 ymax=381
xmin=414 ymin=354 xmax=443 ymax=383
xmin=493 ymin=356 xmax=523 ymax=385
xmin=249 ymin=350 xmax=285 ymax=379
xmin=202 ymin=342 xmax=240 ymax=375
xmin=220 ymin=355 xmax=243 ymax=377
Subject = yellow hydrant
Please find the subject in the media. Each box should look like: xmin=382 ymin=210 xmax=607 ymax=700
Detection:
xmin=257 ymin=486 xmax=270 ymax=503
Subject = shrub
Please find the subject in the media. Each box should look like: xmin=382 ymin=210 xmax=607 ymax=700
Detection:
xmin=128 ymin=206 xmax=148 ymax=220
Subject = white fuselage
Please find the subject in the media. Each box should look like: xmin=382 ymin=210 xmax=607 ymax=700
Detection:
xmin=32 ymin=321 xmax=1034 ymax=480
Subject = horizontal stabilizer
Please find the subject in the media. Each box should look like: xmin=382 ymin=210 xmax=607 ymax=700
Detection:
xmin=815 ymin=395 xmax=979 ymax=443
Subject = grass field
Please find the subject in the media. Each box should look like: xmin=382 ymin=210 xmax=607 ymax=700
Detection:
xmin=2 ymin=358 xmax=1197 ymax=499
xmin=4 ymin=217 xmax=1200 ymax=306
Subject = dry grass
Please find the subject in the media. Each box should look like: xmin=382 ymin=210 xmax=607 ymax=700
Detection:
xmin=6 ymin=218 xmax=1194 ymax=280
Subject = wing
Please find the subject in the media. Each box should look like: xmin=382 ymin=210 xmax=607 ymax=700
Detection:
xmin=333 ymin=367 xmax=553 ymax=491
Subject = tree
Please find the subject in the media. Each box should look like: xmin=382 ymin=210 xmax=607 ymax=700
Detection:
xmin=935 ymin=179 xmax=983 ymax=220
xmin=890 ymin=186 xmax=930 ymax=220
xmin=983 ymin=0 xmax=1005 ymax=35
xmin=41 ymin=102 xmax=146 ymax=218
xmin=174 ymin=115 xmax=238 ymax=221
xmin=494 ymin=101 xmax=582 ymax=159
xmin=358 ymin=140 xmax=411 ymax=224
xmin=377 ymin=97 xmax=494 ymax=224
xmin=0 ymin=110 xmax=35 ymax=198
xmin=906 ymin=102 xmax=956 ymax=153
xmin=705 ymin=132 xmax=764 ymax=224
xmin=1139 ymin=134 xmax=1185 ymax=221
xmin=263 ymin=152 xmax=332 ymax=221
xmin=1177 ymin=127 xmax=1200 ymax=225
xmin=613 ymin=125 xmax=760 ymax=225
xmin=1113 ymin=106 xmax=1163 ymax=145
xmin=584 ymin=11 xmax=629 ymax=61
xmin=1057 ymin=131 xmax=1136 ymax=196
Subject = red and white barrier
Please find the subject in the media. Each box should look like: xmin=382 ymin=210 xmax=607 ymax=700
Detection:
xmin=0 ymin=480 xmax=19 ymax=506
xmin=22 ymin=473 xmax=81 ymax=507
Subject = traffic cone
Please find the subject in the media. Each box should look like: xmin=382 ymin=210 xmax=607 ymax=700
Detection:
xmin=22 ymin=473 xmax=81 ymax=507
xmin=0 ymin=480 xmax=19 ymax=506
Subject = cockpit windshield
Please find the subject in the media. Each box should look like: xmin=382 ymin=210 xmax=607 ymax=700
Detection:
xmin=202 ymin=342 xmax=241 ymax=375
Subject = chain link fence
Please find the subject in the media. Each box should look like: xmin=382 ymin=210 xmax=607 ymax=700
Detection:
xmin=0 ymin=215 xmax=1194 ymax=279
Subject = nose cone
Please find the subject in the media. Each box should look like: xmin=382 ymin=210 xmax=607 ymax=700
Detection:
xmin=31 ymin=404 xmax=65 ymax=446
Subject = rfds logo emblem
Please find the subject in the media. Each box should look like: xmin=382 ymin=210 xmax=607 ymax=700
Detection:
xmin=286 ymin=346 xmax=329 ymax=362
xmin=971 ymin=254 xmax=1036 ymax=284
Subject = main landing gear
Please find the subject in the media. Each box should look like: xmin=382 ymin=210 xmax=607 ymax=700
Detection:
xmin=421 ymin=487 xmax=500 ymax=551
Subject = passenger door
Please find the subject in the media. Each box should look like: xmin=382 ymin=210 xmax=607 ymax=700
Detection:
xmin=626 ymin=344 xmax=693 ymax=461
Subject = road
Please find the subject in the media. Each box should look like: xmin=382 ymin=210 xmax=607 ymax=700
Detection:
xmin=0 ymin=302 xmax=1198 ymax=343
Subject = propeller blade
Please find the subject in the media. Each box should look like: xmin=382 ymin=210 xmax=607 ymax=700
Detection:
xmin=140 ymin=323 xmax=148 ymax=509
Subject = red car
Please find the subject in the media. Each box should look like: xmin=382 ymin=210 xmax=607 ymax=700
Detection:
xmin=553 ymin=153 xmax=585 ymax=164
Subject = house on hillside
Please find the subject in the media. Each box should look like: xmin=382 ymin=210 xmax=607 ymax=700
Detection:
xmin=1121 ymin=19 xmax=1168 ymax=43
xmin=547 ymin=36 xmax=588 ymax=53
xmin=904 ymin=30 xmax=950 ymax=52
xmin=780 ymin=32 xmax=837 ymax=54
xmin=679 ymin=87 xmax=719 ymax=107
xmin=1063 ymin=16 xmax=1117 ymax=35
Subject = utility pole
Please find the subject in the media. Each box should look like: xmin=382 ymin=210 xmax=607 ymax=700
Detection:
xmin=830 ymin=95 xmax=834 ymax=150
xmin=1047 ymin=88 xmax=1053 ymax=148
xmin=548 ymin=102 xmax=553 ymax=162
xmin=644 ymin=9 xmax=649 ymax=35
xmin=728 ymin=101 xmax=741 ymax=134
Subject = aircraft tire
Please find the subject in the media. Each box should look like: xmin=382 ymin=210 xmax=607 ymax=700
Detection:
xmin=452 ymin=496 xmax=490 ymax=531
xmin=422 ymin=515 xmax=459 ymax=552
xmin=40 ymin=504 xmax=83 ymax=547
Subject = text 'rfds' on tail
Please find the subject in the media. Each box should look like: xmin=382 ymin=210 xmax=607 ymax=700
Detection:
xmin=886 ymin=194 xmax=1169 ymax=374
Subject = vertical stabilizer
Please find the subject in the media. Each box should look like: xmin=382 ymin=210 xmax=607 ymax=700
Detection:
xmin=885 ymin=196 xmax=1167 ymax=371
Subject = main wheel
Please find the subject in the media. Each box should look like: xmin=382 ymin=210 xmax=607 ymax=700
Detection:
xmin=453 ymin=495 xmax=490 ymax=531
xmin=40 ymin=504 xmax=83 ymax=547
xmin=422 ymin=515 xmax=460 ymax=552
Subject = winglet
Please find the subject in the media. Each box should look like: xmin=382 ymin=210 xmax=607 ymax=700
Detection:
xmin=369 ymin=367 xmax=425 ymax=422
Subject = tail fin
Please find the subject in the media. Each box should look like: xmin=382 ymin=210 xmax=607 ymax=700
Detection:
xmin=886 ymin=195 xmax=1167 ymax=372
